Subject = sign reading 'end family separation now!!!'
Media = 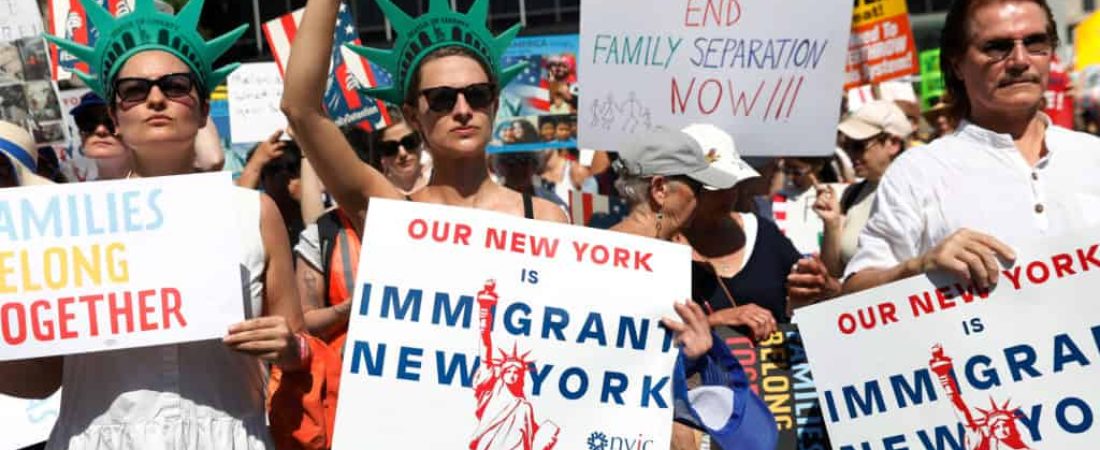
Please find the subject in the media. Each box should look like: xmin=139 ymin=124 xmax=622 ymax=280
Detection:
xmin=0 ymin=173 xmax=245 ymax=361
xmin=332 ymin=199 xmax=690 ymax=449
xmin=579 ymin=0 xmax=851 ymax=156
xmin=794 ymin=226 xmax=1100 ymax=450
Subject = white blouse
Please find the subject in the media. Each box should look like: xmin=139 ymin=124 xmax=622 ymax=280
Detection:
xmin=47 ymin=187 xmax=273 ymax=450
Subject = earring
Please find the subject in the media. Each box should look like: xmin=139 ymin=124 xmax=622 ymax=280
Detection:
xmin=655 ymin=212 xmax=664 ymax=237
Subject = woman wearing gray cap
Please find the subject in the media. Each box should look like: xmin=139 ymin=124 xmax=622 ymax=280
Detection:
xmin=677 ymin=124 xmax=840 ymax=344
xmin=610 ymin=127 xmax=758 ymax=450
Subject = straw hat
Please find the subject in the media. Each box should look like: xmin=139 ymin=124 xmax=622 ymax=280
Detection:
xmin=0 ymin=121 xmax=52 ymax=186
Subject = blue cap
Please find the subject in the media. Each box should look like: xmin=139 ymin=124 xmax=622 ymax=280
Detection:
xmin=69 ymin=92 xmax=107 ymax=117
xmin=673 ymin=331 xmax=779 ymax=450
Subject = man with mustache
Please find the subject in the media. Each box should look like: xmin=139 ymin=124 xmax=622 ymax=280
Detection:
xmin=844 ymin=0 xmax=1100 ymax=293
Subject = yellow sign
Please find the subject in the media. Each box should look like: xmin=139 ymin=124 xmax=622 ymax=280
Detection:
xmin=1077 ymin=11 xmax=1100 ymax=72
xmin=851 ymin=0 xmax=908 ymax=29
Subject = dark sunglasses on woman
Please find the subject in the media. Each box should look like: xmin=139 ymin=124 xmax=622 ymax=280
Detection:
xmin=378 ymin=133 xmax=422 ymax=157
xmin=419 ymin=83 xmax=496 ymax=113
xmin=112 ymin=72 xmax=198 ymax=104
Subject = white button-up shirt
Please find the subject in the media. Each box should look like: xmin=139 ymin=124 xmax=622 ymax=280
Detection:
xmin=845 ymin=116 xmax=1100 ymax=278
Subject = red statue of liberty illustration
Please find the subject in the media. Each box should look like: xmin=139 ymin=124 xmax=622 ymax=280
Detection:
xmin=929 ymin=345 xmax=1032 ymax=450
xmin=469 ymin=280 xmax=560 ymax=450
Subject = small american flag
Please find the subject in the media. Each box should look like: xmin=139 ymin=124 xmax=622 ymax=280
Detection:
xmin=263 ymin=3 xmax=391 ymax=131
xmin=568 ymin=191 xmax=628 ymax=229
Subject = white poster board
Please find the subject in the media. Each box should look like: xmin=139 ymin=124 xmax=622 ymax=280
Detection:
xmin=227 ymin=62 xmax=288 ymax=144
xmin=0 ymin=0 xmax=44 ymax=43
xmin=333 ymin=199 xmax=690 ymax=449
xmin=0 ymin=173 xmax=246 ymax=361
xmin=794 ymin=227 xmax=1100 ymax=449
xmin=578 ymin=0 xmax=850 ymax=156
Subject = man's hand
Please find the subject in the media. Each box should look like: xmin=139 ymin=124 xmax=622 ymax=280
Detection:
xmin=708 ymin=304 xmax=777 ymax=342
xmin=812 ymin=184 xmax=842 ymax=227
xmin=915 ymin=228 xmax=1016 ymax=289
xmin=788 ymin=255 xmax=842 ymax=307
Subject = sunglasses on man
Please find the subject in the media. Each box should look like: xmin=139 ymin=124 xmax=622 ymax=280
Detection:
xmin=977 ymin=33 xmax=1053 ymax=62
xmin=112 ymin=72 xmax=199 ymax=105
xmin=419 ymin=83 xmax=496 ymax=113
xmin=377 ymin=133 xmax=422 ymax=157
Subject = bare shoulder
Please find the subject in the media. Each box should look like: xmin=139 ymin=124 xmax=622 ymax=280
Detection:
xmin=532 ymin=196 xmax=570 ymax=223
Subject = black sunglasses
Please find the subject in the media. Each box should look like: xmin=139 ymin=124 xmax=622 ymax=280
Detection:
xmin=419 ymin=83 xmax=496 ymax=113
xmin=977 ymin=33 xmax=1053 ymax=62
xmin=113 ymin=72 xmax=198 ymax=104
xmin=74 ymin=111 xmax=115 ymax=135
xmin=378 ymin=133 xmax=422 ymax=157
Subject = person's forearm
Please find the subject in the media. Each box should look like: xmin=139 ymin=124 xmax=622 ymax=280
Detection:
xmin=820 ymin=220 xmax=844 ymax=278
xmin=304 ymin=301 xmax=352 ymax=341
xmin=0 ymin=357 xmax=63 ymax=398
xmin=281 ymin=0 xmax=338 ymax=118
xmin=300 ymin=158 xmax=325 ymax=224
xmin=842 ymin=257 xmax=924 ymax=294
xmin=236 ymin=162 xmax=263 ymax=189
xmin=281 ymin=0 xmax=397 ymax=223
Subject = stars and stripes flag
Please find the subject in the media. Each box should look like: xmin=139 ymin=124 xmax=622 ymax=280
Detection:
xmin=500 ymin=53 xmax=549 ymax=114
xmin=567 ymin=191 xmax=628 ymax=229
xmin=263 ymin=3 xmax=391 ymax=131
xmin=47 ymin=0 xmax=131 ymax=80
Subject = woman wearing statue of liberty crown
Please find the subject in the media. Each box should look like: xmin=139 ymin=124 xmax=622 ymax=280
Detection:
xmin=0 ymin=0 xmax=308 ymax=448
xmin=282 ymin=0 xmax=716 ymax=446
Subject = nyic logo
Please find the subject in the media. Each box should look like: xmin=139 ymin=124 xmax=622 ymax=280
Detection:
xmin=586 ymin=431 xmax=655 ymax=450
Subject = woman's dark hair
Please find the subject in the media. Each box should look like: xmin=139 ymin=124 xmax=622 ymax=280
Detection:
xmin=940 ymin=0 xmax=1059 ymax=119
xmin=512 ymin=119 xmax=539 ymax=144
xmin=250 ymin=141 xmax=304 ymax=248
xmin=404 ymin=46 xmax=500 ymax=106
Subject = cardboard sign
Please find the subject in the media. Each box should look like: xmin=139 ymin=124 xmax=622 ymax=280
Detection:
xmin=0 ymin=0 xmax=45 ymax=43
xmin=794 ymin=227 xmax=1100 ymax=449
xmin=332 ymin=199 xmax=689 ymax=449
xmin=579 ymin=0 xmax=850 ymax=156
xmin=844 ymin=0 xmax=918 ymax=90
xmin=1075 ymin=10 xmax=1100 ymax=73
xmin=227 ymin=62 xmax=288 ymax=144
xmin=0 ymin=173 xmax=246 ymax=361
xmin=703 ymin=325 xmax=831 ymax=450
xmin=490 ymin=35 xmax=580 ymax=153
xmin=919 ymin=49 xmax=945 ymax=110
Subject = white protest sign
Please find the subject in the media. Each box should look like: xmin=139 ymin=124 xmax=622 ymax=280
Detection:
xmin=333 ymin=199 xmax=689 ymax=449
xmin=0 ymin=172 xmax=245 ymax=361
xmin=578 ymin=0 xmax=851 ymax=156
xmin=227 ymin=62 xmax=288 ymax=144
xmin=794 ymin=227 xmax=1100 ymax=449
xmin=0 ymin=0 xmax=44 ymax=43
xmin=0 ymin=392 xmax=60 ymax=449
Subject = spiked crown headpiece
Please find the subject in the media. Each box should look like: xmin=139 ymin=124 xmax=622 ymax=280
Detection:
xmin=345 ymin=0 xmax=524 ymax=105
xmin=43 ymin=0 xmax=248 ymax=101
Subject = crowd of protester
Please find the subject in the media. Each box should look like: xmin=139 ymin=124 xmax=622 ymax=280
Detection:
xmin=2 ymin=0 xmax=1098 ymax=449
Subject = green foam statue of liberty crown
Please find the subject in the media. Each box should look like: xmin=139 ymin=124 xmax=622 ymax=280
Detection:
xmin=346 ymin=0 xmax=525 ymax=105
xmin=43 ymin=0 xmax=248 ymax=100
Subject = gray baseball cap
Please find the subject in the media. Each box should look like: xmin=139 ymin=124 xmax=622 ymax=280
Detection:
xmin=616 ymin=127 xmax=740 ymax=190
